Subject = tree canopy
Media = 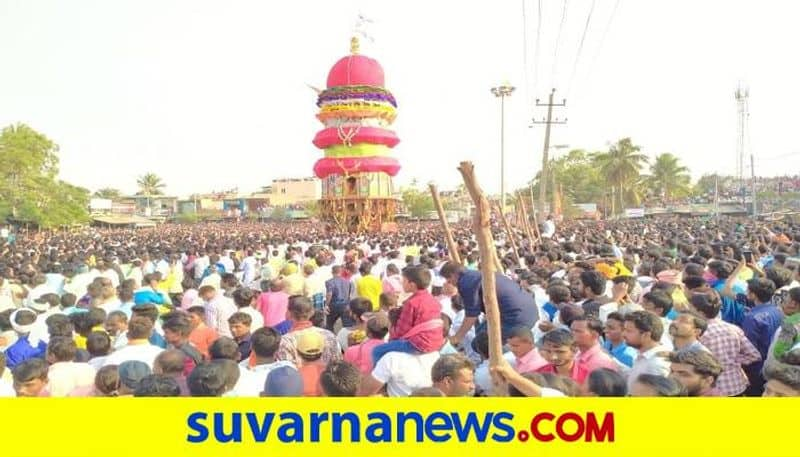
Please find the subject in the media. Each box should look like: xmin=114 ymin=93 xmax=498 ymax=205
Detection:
xmin=0 ymin=123 xmax=89 ymax=227
xmin=136 ymin=173 xmax=166 ymax=196
xmin=93 ymin=187 xmax=122 ymax=199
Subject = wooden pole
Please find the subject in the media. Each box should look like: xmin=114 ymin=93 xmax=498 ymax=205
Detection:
xmin=517 ymin=193 xmax=536 ymax=246
xmin=530 ymin=202 xmax=542 ymax=242
xmin=493 ymin=202 xmax=519 ymax=264
xmin=429 ymin=183 xmax=462 ymax=265
xmin=457 ymin=161 xmax=504 ymax=371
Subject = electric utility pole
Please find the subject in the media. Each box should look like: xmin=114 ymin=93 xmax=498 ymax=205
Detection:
xmin=531 ymin=88 xmax=566 ymax=217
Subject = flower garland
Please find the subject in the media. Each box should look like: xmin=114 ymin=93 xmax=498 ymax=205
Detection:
xmin=323 ymin=144 xmax=393 ymax=158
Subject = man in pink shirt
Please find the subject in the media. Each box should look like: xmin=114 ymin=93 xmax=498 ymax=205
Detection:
xmin=258 ymin=280 xmax=289 ymax=327
xmin=571 ymin=316 xmax=619 ymax=376
xmin=506 ymin=326 xmax=548 ymax=374
xmin=344 ymin=313 xmax=390 ymax=375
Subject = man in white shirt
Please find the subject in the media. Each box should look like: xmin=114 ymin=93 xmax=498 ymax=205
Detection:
xmin=360 ymin=350 xmax=441 ymax=397
xmin=194 ymin=252 xmax=210 ymax=282
xmin=103 ymin=316 xmax=164 ymax=369
xmin=623 ymin=311 xmax=671 ymax=391
xmin=199 ymin=285 xmax=237 ymax=338
xmin=234 ymin=327 xmax=295 ymax=396
xmin=25 ymin=274 xmax=56 ymax=309
xmin=241 ymin=251 xmax=258 ymax=286
xmin=232 ymin=288 xmax=264 ymax=331
xmin=219 ymin=251 xmax=235 ymax=275
xmin=45 ymin=337 xmax=96 ymax=397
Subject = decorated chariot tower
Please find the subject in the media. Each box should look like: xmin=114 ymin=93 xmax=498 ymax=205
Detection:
xmin=312 ymin=36 xmax=401 ymax=232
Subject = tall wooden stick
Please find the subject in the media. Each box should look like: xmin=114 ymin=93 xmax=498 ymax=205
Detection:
xmin=530 ymin=202 xmax=542 ymax=242
xmin=493 ymin=202 xmax=519 ymax=263
xmin=429 ymin=183 xmax=462 ymax=265
xmin=457 ymin=162 xmax=503 ymax=370
xmin=517 ymin=193 xmax=537 ymax=246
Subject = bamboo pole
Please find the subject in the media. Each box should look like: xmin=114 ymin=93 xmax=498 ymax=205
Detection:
xmin=457 ymin=162 xmax=503 ymax=371
xmin=517 ymin=193 xmax=537 ymax=246
xmin=429 ymin=183 xmax=462 ymax=265
xmin=493 ymin=202 xmax=519 ymax=264
xmin=530 ymin=202 xmax=542 ymax=242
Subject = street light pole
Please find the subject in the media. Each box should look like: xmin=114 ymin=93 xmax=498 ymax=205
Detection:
xmin=491 ymin=83 xmax=515 ymax=214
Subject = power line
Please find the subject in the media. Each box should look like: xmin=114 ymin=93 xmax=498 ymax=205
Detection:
xmin=566 ymin=0 xmax=597 ymax=97
xmin=550 ymin=0 xmax=569 ymax=89
xmin=575 ymin=0 xmax=621 ymax=99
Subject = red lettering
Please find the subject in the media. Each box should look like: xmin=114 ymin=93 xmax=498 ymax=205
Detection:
xmin=555 ymin=413 xmax=584 ymax=442
xmin=529 ymin=412 xmax=615 ymax=443
xmin=585 ymin=412 xmax=615 ymax=442
xmin=530 ymin=413 xmax=555 ymax=442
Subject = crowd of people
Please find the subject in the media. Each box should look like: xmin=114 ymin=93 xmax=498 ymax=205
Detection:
xmin=1 ymin=215 xmax=799 ymax=398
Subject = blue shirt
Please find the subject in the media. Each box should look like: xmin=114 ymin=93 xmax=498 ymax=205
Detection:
xmin=273 ymin=320 xmax=293 ymax=335
xmin=602 ymin=340 xmax=638 ymax=368
xmin=742 ymin=303 xmax=783 ymax=365
xmin=458 ymin=270 xmax=538 ymax=339
xmin=5 ymin=335 xmax=47 ymax=369
xmin=133 ymin=287 xmax=167 ymax=306
xmin=712 ymin=280 xmax=748 ymax=326
xmin=542 ymin=302 xmax=558 ymax=322
xmin=149 ymin=331 xmax=167 ymax=349
xmin=325 ymin=277 xmax=352 ymax=307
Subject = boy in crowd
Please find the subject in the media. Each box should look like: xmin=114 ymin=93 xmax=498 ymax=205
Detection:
xmin=186 ymin=305 xmax=218 ymax=360
xmin=344 ymin=313 xmax=390 ymax=375
xmin=372 ymin=266 xmax=444 ymax=363
xmin=228 ymin=312 xmax=253 ymax=362
xmin=320 ymin=360 xmax=361 ymax=397
xmin=12 ymin=358 xmax=49 ymax=397
xmin=162 ymin=314 xmax=204 ymax=375
xmin=536 ymin=329 xmax=588 ymax=384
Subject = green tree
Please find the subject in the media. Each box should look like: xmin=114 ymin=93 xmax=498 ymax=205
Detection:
xmin=136 ymin=172 xmax=166 ymax=211
xmin=694 ymin=174 xmax=731 ymax=197
xmin=647 ymin=153 xmax=691 ymax=202
xmin=401 ymin=180 xmax=434 ymax=218
xmin=93 ymin=187 xmax=122 ymax=199
xmin=0 ymin=123 xmax=59 ymax=219
xmin=522 ymin=149 xmax=605 ymax=215
xmin=592 ymin=138 xmax=648 ymax=214
xmin=136 ymin=173 xmax=165 ymax=196
xmin=0 ymin=123 xmax=89 ymax=227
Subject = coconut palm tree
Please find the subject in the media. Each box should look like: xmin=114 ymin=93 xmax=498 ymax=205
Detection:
xmin=648 ymin=153 xmax=691 ymax=203
xmin=136 ymin=173 xmax=166 ymax=212
xmin=592 ymin=138 xmax=648 ymax=214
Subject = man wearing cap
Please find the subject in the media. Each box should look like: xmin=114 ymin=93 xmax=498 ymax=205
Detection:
xmin=276 ymin=296 xmax=341 ymax=367
xmin=117 ymin=360 xmax=152 ymax=396
xmin=4 ymin=309 xmax=47 ymax=370
xmin=262 ymin=365 xmax=304 ymax=397
xmin=296 ymin=330 xmax=326 ymax=396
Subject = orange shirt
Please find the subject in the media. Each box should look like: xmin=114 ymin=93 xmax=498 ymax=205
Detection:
xmin=189 ymin=324 xmax=218 ymax=360
xmin=298 ymin=361 xmax=325 ymax=397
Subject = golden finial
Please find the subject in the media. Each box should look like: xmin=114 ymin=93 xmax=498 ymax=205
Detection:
xmin=350 ymin=36 xmax=360 ymax=55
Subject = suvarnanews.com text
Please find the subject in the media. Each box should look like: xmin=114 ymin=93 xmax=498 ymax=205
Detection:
xmin=186 ymin=410 xmax=615 ymax=444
